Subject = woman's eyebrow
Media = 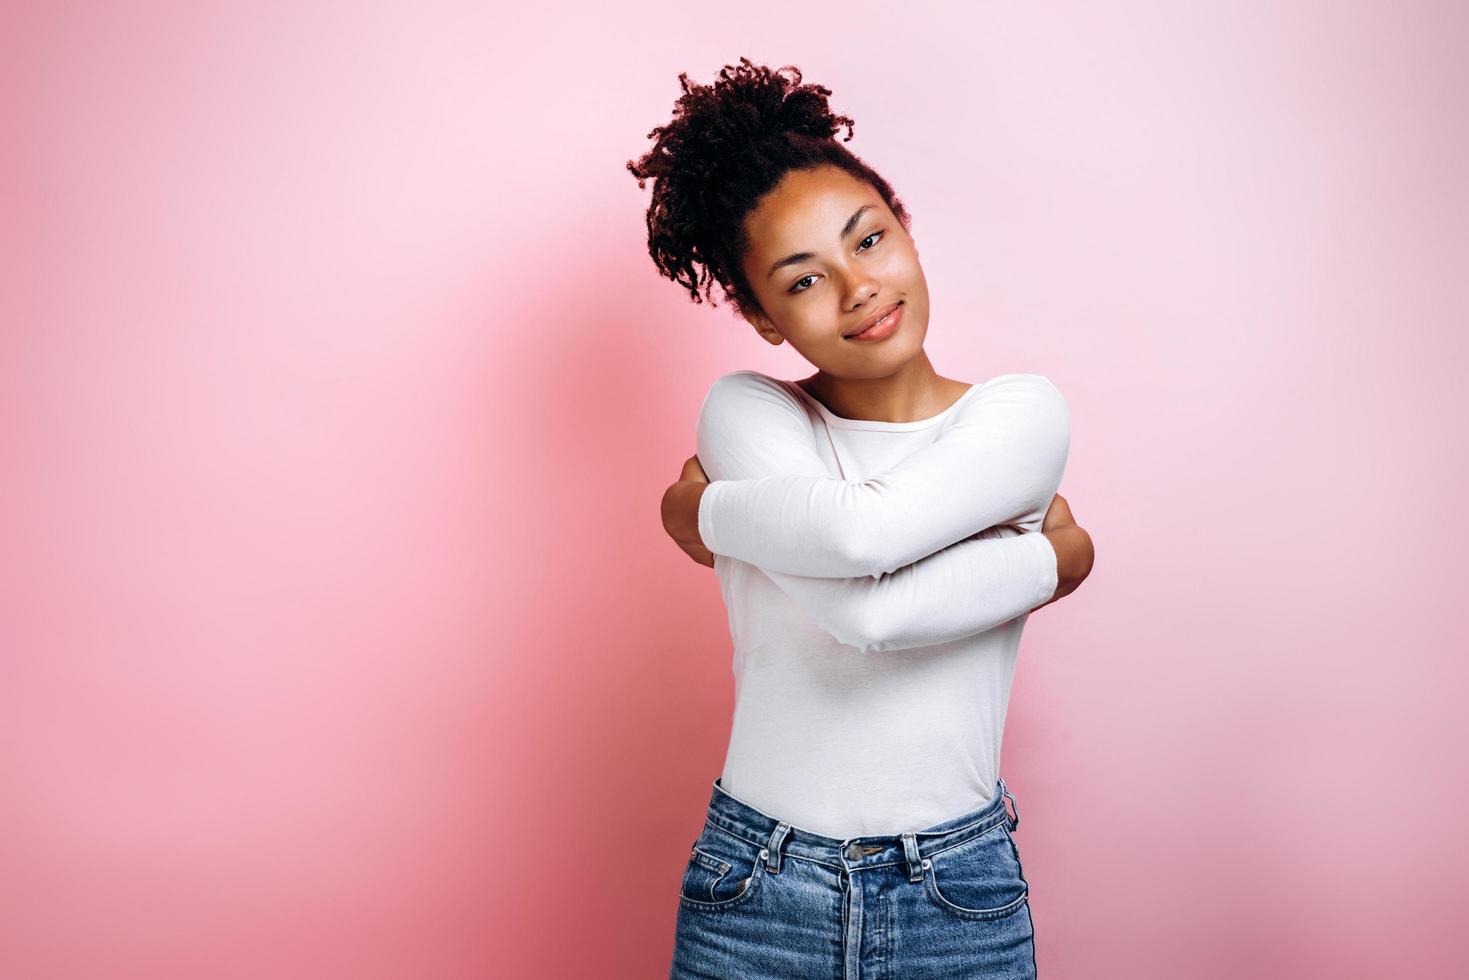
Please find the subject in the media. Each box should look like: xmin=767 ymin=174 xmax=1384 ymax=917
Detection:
xmin=765 ymin=204 xmax=878 ymax=279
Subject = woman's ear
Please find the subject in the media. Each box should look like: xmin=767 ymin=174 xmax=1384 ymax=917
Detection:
xmin=742 ymin=309 xmax=784 ymax=346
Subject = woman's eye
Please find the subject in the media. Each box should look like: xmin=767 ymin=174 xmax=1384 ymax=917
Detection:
xmin=788 ymin=231 xmax=883 ymax=295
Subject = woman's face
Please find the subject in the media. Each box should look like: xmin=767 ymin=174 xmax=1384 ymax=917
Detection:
xmin=738 ymin=165 xmax=930 ymax=378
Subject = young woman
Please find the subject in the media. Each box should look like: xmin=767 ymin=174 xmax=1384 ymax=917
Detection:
xmin=629 ymin=58 xmax=1095 ymax=979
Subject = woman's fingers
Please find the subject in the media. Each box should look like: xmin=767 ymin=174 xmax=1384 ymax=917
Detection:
xmin=1042 ymin=492 xmax=1075 ymax=532
xmin=680 ymin=453 xmax=710 ymax=483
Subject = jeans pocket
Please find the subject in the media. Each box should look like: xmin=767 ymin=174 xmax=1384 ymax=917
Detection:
xmin=678 ymin=825 xmax=766 ymax=912
xmin=922 ymin=824 xmax=1029 ymax=921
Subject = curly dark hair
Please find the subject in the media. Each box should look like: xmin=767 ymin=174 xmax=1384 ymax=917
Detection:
xmin=626 ymin=57 xmax=912 ymax=322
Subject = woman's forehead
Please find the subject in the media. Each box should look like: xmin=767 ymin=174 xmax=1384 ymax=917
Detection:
xmin=745 ymin=169 xmax=884 ymax=253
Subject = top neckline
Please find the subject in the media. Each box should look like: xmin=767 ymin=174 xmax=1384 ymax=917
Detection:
xmin=781 ymin=379 xmax=981 ymax=432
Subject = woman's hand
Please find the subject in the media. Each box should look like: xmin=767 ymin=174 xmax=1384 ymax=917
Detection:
xmin=1041 ymin=491 xmax=1075 ymax=532
xmin=1035 ymin=492 xmax=1095 ymax=611
xmin=661 ymin=455 xmax=716 ymax=568
xmin=680 ymin=454 xmax=709 ymax=485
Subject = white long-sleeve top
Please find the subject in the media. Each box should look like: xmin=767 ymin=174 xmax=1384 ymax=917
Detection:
xmin=694 ymin=370 xmax=1070 ymax=837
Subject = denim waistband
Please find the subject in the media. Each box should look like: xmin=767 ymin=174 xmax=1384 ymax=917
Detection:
xmin=702 ymin=776 xmax=1021 ymax=879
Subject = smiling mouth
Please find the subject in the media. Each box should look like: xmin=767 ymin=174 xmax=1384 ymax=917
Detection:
xmin=844 ymin=302 xmax=902 ymax=338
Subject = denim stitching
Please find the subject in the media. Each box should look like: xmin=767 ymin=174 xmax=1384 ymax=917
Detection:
xmin=921 ymin=824 xmax=1029 ymax=920
xmin=699 ymin=808 xmax=1010 ymax=876
xmin=683 ymin=848 xmax=731 ymax=902
xmin=677 ymin=853 xmax=764 ymax=911
xmin=702 ymin=819 xmax=848 ymax=872
xmin=922 ymin=816 xmax=1010 ymax=859
xmin=691 ymin=846 xmax=730 ymax=871
xmin=923 ymin=873 xmax=1030 ymax=921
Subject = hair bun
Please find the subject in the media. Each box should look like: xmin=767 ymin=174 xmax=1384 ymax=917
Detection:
xmin=681 ymin=58 xmax=854 ymax=149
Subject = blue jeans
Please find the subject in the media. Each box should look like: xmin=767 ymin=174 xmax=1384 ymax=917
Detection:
xmin=669 ymin=776 xmax=1036 ymax=979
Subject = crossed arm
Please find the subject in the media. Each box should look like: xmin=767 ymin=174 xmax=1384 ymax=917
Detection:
xmin=661 ymin=371 xmax=1091 ymax=654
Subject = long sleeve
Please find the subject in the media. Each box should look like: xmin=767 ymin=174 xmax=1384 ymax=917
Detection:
xmin=697 ymin=371 xmax=1070 ymax=578
xmin=695 ymin=371 xmax=1059 ymax=653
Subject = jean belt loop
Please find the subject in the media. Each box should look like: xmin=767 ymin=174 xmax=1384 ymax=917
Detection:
xmin=1002 ymin=783 xmax=1020 ymax=833
xmin=900 ymin=832 xmax=924 ymax=883
xmin=765 ymin=822 xmax=792 ymax=874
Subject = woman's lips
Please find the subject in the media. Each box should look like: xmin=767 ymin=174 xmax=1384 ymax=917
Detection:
xmin=845 ymin=302 xmax=903 ymax=342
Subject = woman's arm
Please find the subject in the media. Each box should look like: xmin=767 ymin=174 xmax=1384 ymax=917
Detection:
xmin=666 ymin=478 xmax=1092 ymax=651
xmin=696 ymin=372 xmax=1070 ymax=578
xmin=687 ymin=371 xmax=1063 ymax=651
xmin=749 ymin=529 xmax=1058 ymax=653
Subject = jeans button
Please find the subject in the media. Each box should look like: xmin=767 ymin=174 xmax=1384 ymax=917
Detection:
xmin=846 ymin=842 xmax=862 ymax=861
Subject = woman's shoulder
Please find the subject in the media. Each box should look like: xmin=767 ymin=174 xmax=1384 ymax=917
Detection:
xmin=709 ymin=368 xmax=797 ymax=393
xmin=698 ymin=370 xmax=812 ymax=429
xmin=975 ymin=371 xmax=1061 ymax=393
xmin=949 ymin=372 xmax=1070 ymax=434
xmin=961 ymin=372 xmax=1065 ymax=410
xmin=704 ymin=369 xmax=808 ymax=408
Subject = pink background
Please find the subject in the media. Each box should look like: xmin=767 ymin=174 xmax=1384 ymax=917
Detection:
xmin=4 ymin=2 xmax=1465 ymax=977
